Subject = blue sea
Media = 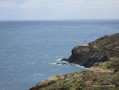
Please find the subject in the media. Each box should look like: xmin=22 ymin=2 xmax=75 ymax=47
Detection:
xmin=0 ymin=20 xmax=119 ymax=90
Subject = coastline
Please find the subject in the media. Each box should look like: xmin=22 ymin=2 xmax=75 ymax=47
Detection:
xmin=29 ymin=32 xmax=119 ymax=90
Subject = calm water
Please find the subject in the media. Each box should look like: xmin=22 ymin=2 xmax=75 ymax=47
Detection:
xmin=0 ymin=20 xmax=119 ymax=90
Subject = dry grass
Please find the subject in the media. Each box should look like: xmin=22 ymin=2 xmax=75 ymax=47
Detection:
xmin=29 ymin=57 xmax=119 ymax=90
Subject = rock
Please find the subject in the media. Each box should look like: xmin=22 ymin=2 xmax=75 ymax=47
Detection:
xmin=56 ymin=62 xmax=68 ymax=65
xmin=65 ymin=33 xmax=119 ymax=68
xmin=66 ymin=46 xmax=109 ymax=68
xmin=61 ymin=58 xmax=68 ymax=61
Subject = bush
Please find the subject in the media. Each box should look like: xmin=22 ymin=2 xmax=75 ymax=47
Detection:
xmin=76 ymin=83 xmax=85 ymax=90
xmin=94 ymin=88 xmax=100 ymax=90
xmin=115 ymin=81 xmax=119 ymax=87
xmin=64 ymin=82 xmax=72 ymax=89
xmin=93 ymin=77 xmax=98 ymax=81
xmin=112 ymin=44 xmax=116 ymax=48
xmin=106 ymin=63 xmax=111 ymax=69
xmin=111 ymin=57 xmax=119 ymax=69
xmin=94 ymin=62 xmax=99 ymax=66
xmin=107 ymin=88 xmax=116 ymax=90
xmin=112 ymin=57 xmax=119 ymax=63
xmin=114 ymin=68 xmax=119 ymax=72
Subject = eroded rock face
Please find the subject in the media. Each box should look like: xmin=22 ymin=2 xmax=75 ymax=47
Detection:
xmin=61 ymin=58 xmax=67 ymax=61
xmin=63 ymin=46 xmax=109 ymax=68
xmin=62 ymin=33 xmax=119 ymax=68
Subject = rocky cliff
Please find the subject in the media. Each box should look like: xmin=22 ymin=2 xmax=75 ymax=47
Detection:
xmin=29 ymin=33 xmax=119 ymax=90
xmin=64 ymin=33 xmax=119 ymax=67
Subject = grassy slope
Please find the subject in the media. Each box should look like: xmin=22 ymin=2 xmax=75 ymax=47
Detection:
xmin=30 ymin=57 xmax=119 ymax=90
xmin=89 ymin=33 xmax=119 ymax=58
xmin=30 ymin=33 xmax=119 ymax=90
xmin=89 ymin=33 xmax=119 ymax=50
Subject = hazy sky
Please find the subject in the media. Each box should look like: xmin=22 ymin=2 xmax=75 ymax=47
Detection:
xmin=0 ymin=0 xmax=119 ymax=20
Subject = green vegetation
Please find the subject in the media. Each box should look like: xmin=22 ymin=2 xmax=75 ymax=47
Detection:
xmin=29 ymin=33 xmax=119 ymax=90
xmin=89 ymin=33 xmax=119 ymax=58
xmin=29 ymin=61 xmax=117 ymax=90
xmin=106 ymin=63 xmax=111 ymax=69
xmin=114 ymin=68 xmax=119 ymax=72
xmin=64 ymin=82 xmax=72 ymax=90
xmin=112 ymin=57 xmax=119 ymax=64
xmin=94 ymin=62 xmax=99 ymax=66
xmin=30 ymin=57 xmax=119 ymax=90
xmin=92 ymin=57 xmax=119 ymax=71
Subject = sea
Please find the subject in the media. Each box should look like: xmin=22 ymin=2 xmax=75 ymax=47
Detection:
xmin=0 ymin=20 xmax=119 ymax=90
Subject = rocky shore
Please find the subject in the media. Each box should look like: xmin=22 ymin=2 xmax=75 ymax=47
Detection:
xmin=62 ymin=33 xmax=119 ymax=67
xmin=29 ymin=33 xmax=119 ymax=90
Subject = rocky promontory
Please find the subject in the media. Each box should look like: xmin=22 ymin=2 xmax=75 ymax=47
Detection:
xmin=63 ymin=33 xmax=119 ymax=67
xmin=29 ymin=33 xmax=119 ymax=90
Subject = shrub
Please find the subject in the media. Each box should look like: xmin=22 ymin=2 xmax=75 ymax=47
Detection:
xmin=76 ymin=83 xmax=85 ymax=90
xmin=115 ymin=81 xmax=119 ymax=87
xmin=112 ymin=57 xmax=119 ymax=63
xmin=107 ymin=88 xmax=116 ymax=90
xmin=112 ymin=44 xmax=116 ymax=48
xmin=94 ymin=88 xmax=100 ymax=90
xmin=94 ymin=62 xmax=99 ymax=66
xmin=64 ymin=82 xmax=72 ymax=89
xmin=106 ymin=63 xmax=111 ymax=69
xmin=76 ymin=86 xmax=81 ymax=90
xmin=111 ymin=57 xmax=119 ymax=69
xmin=114 ymin=68 xmax=119 ymax=72
xmin=93 ymin=77 xmax=98 ymax=81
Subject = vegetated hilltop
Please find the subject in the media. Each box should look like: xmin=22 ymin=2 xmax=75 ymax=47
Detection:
xmin=66 ymin=33 xmax=119 ymax=67
xmin=89 ymin=33 xmax=119 ymax=51
xmin=29 ymin=33 xmax=119 ymax=90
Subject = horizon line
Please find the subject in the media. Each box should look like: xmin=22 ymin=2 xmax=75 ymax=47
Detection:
xmin=0 ymin=19 xmax=119 ymax=21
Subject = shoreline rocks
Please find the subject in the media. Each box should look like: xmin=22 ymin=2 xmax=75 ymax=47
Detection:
xmin=61 ymin=33 xmax=119 ymax=68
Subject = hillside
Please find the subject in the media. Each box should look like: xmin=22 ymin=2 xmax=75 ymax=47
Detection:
xmin=66 ymin=33 xmax=119 ymax=67
xmin=89 ymin=33 xmax=119 ymax=57
xmin=29 ymin=57 xmax=119 ymax=90
xmin=29 ymin=33 xmax=119 ymax=90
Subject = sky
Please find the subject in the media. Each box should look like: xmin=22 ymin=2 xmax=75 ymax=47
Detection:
xmin=0 ymin=0 xmax=119 ymax=20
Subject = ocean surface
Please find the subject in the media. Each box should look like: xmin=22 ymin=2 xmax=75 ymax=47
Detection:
xmin=0 ymin=20 xmax=119 ymax=90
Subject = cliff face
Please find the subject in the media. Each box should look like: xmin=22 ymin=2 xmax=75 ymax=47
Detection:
xmin=66 ymin=33 xmax=119 ymax=67
xmin=68 ymin=46 xmax=108 ymax=67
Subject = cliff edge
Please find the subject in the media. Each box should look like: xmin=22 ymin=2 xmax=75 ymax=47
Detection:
xmin=29 ymin=33 xmax=119 ymax=90
xmin=65 ymin=33 xmax=119 ymax=67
